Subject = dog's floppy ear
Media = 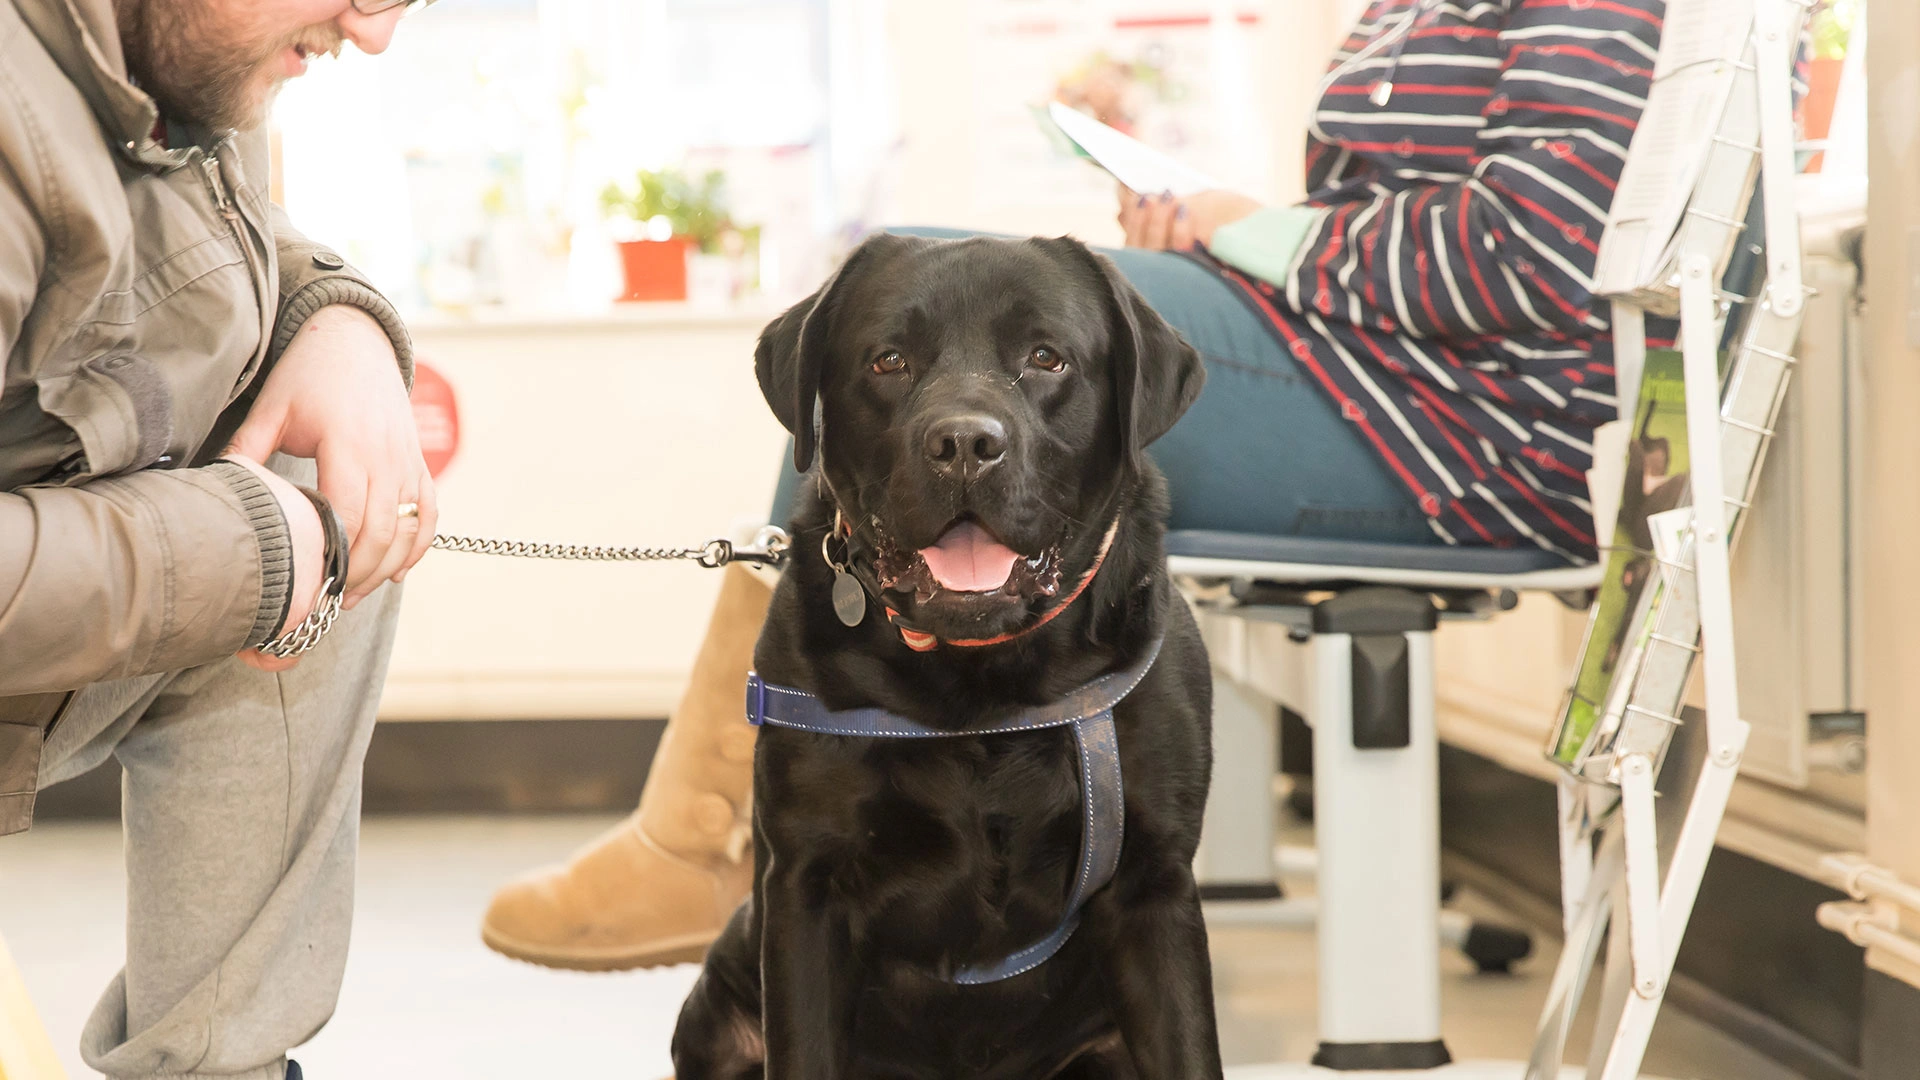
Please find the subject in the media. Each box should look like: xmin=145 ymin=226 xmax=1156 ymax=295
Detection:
xmin=1050 ymin=239 xmax=1204 ymax=467
xmin=755 ymin=234 xmax=911 ymax=473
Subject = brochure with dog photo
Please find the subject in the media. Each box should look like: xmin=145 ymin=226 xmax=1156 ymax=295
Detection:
xmin=1551 ymin=349 xmax=1690 ymax=769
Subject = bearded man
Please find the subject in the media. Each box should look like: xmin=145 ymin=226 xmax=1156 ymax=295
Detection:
xmin=0 ymin=1 xmax=438 ymax=1077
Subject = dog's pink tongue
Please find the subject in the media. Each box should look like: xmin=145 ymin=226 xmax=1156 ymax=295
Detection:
xmin=918 ymin=522 xmax=1020 ymax=593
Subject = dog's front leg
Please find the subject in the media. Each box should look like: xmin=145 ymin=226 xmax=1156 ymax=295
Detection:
xmin=1089 ymin=866 xmax=1224 ymax=1080
xmin=760 ymin=856 xmax=852 ymax=1080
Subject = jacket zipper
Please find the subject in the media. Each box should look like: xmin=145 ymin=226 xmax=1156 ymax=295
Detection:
xmin=199 ymin=145 xmax=272 ymax=402
xmin=203 ymin=155 xmax=234 ymax=217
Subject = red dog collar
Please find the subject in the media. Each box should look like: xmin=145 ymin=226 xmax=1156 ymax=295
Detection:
xmin=834 ymin=513 xmax=1121 ymax=652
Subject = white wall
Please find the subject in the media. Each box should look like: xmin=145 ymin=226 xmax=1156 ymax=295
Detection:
xmin=381 ymin=311 xmax=788 ymax=720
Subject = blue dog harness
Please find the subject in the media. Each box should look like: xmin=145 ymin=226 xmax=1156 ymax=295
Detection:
xmin=745 ymin=636 xmax=1162 ymax=984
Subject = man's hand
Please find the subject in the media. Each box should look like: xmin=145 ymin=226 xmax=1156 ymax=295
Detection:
xmin=226 ymin=304 xmax=437 ymax=610
xmin=223 ymin=453 xmax=324 ymax=672
xmin=1116 ymin=185 xmax=1264 ymax=251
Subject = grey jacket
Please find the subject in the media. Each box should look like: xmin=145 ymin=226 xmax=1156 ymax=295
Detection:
xmin=0 ymin=0 xmax=413 ymax=832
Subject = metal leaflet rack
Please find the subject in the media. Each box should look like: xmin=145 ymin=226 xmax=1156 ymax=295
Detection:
xmin=1529 ymin=1 xmax=1811 ymax=1077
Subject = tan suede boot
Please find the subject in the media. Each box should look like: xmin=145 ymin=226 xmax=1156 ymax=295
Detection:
xmin=481 ymin=563 xmax=770 ymax=970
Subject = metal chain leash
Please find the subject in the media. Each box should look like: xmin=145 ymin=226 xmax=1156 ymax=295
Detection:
xmin=429 ymin=527 xmax=790 ymax=569
xmin=258 ymin=584 xmax=344 ymax=658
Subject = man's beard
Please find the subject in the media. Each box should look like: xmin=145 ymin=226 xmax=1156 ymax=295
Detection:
xmin=116 ymin=0 xmax=341 ymax=132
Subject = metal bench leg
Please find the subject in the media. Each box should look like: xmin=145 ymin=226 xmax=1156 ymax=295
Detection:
xmin=1310 ymin=588 xmax=1450 ymax=1071
xmin=1196 ymin=670 xmax=1283 ymax=900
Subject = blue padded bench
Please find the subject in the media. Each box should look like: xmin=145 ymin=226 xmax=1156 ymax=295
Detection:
xmin=1166 ymin=530 xmax=1604 ymax=593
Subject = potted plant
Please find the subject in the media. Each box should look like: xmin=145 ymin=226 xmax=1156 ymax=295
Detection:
xmin=600 ymin=168 xmax=737 ymax=302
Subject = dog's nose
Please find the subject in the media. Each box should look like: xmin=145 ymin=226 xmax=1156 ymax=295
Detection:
xmin=923 ymin=413 xmax=1008 ymax=481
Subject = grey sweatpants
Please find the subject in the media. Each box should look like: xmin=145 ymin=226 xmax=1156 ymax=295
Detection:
xmin=37 ymin=569 xmax=401 ymax=1080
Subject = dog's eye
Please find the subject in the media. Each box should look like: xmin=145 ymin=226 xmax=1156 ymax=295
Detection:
xmin=1029 ymin=346 xmax=1067 ymax=373
xmin=871 ymin=350 xmax=906 ymax=375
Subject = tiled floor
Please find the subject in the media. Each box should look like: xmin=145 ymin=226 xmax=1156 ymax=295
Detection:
xmin=2 ymin=815 xmax=1800 ymax=1080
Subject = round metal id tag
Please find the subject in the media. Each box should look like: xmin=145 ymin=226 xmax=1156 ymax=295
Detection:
xmin=832 ymin=571 xmax=867 ymax=627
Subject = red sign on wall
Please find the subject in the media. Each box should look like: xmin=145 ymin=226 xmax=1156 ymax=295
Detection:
xmin=410 ymin=359 xmax=460 ymax=479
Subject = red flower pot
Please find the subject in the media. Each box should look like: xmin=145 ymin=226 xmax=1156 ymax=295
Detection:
xmin=616 ymin=237 xmax=691 ymax=302
xmin=1803 ymin=57 xmax=1844 ymax=173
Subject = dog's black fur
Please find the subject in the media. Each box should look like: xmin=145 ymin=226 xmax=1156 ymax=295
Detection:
xmin=670 ymin=233 xmax=1223 ymax=1080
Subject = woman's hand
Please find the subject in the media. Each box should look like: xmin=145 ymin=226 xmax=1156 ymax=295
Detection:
xmin=1116 ymin=185 xmax=1264 ymax=251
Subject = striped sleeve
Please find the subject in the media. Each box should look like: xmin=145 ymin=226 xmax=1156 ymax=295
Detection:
xmin=1286 ymin=0 xmax=1663 ymax=341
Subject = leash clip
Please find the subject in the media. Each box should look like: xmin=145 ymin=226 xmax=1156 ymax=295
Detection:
xmin=697 ymin=539 xmax=733 ymax=568
xmin=712 ymin=527 xmax=792 ymax=569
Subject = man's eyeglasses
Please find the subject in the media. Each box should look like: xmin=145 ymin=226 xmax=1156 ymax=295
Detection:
xmin=350 ymin=0 xmax=437 ymax=15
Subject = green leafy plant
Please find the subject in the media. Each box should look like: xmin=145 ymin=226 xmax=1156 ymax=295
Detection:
xmin=1811 ymin=0 xmax=1858 ymax=61
xmin=599 ymin=168 xmax=736 ymax=253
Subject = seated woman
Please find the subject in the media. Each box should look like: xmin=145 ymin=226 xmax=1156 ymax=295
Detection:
xmin=478 ymin=0 xmax=1664 ymax=971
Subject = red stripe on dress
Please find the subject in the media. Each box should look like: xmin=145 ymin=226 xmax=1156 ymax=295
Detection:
xmin=1405 ymin=372 xmax=1493 ymax=447
xmin=1410 ymin=26 xmax=1501 ymax=39
xmin=1507 ymin=42 xmax=1653 ymax=78
xmin=1355 ymin=204 xmax=1383 ymax=314
xmin=1448 ymin=497 xmax=1500 ymax=543
xmin=1500 ymin=99 xmax=1638 ymax=130
xmin=1315 ymin=203 xmax=1359 ymax=315
xmin=1340 ymin=141 xmax=1477 ymax=157
xmin=1514 ymin=259 xmax=1589 ymax=323
xmin=1456 ymin=188 xmax=1505 ymax=327
xmin=1461 ymin=329 xmax=1589 ymax=352
xmin=1408 ymin=187 xmax=1447 ymax=334
xmin=1557 ymin=148 xmax=1619 ymax=192
xmin=1470 ymin=367 xmax=1514 ymax=403
xmin=1492 ymin=188 xmax=1600 ymax=256
xmin=1402 ymin=377 xmax=1491 ymax=482
xmin=1498 ymin=464 xmax=1596 ymax=548
xmin=1523 ymin=445 xmax=1587 ymax=481
xmin=1324 ymin=83 xmax=1494 ymax=97
xmin=1433 ymin=341 xmax=1473 ymax=369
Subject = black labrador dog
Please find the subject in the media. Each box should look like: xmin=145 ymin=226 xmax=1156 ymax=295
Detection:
xmin=671 ymin=233 xmax=1222 ymax=1080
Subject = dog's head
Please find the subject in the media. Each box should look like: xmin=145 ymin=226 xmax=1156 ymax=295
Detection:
xmin=756 ymin=233 xmax=1203 ymax=641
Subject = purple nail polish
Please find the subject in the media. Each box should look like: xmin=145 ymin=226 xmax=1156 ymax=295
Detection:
xmin=1175 ymin=204 xmax=1189 ymax=220
xmin=1136 ymin=194 xmax=1148 ymax=209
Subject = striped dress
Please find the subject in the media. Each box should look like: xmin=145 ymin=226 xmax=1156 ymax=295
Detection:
xmin=1212 ymin=0 xmax=1667 ymax=561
